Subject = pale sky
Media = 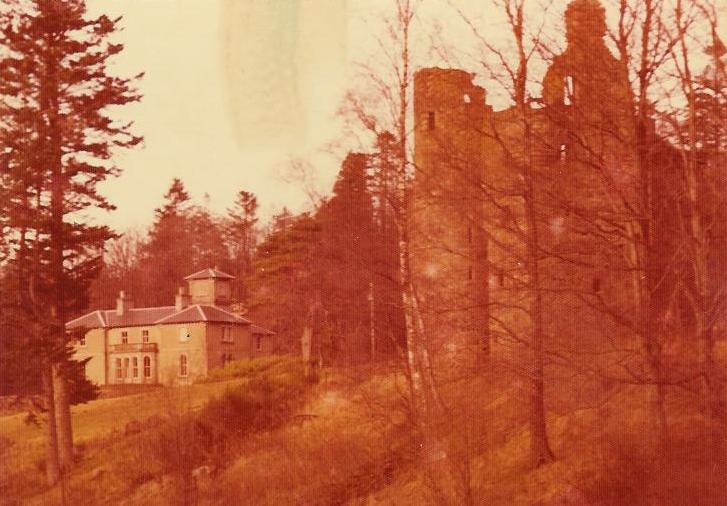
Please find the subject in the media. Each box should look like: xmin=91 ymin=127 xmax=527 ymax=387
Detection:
xmin=85 ymin=0 xmax=727 ymax=233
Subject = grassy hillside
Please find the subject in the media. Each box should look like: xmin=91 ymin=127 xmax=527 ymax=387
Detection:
xmin=0 ymin=356 xmax=318 ymax=505
xmin=1 ymin=355 xmax=724 ymax=505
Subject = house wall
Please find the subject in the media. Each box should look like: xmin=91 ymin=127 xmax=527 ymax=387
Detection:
xmin=73 ymin=328 xmax=107 ymax=386
xmin=73 ymin=320 xmax=276 ymax=386
xmin=188 ymin=278 xmax=232 ymax=305
xmin=205 ymin=323 xmax=274 ymax=371
xmin=155 ymin=323 xmax=208 ymax=384
xmin=107 ymin=325 xmax=163 ymax=385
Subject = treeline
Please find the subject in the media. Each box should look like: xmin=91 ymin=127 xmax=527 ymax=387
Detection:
xmin=89 ymin=144 xmax=406 ymax=362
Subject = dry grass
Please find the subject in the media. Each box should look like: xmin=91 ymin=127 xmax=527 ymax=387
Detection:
xmin=1 ymin=353 xmax=724 ymax=506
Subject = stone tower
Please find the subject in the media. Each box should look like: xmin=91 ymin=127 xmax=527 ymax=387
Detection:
xmin=411 ymin=68 xmax=490 ymax=359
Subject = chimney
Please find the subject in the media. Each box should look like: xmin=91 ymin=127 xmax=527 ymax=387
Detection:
xmin=116 ymin=291 xmax=133 ymax=316
xmin=175 ymin=286 xmax=191 ymax=311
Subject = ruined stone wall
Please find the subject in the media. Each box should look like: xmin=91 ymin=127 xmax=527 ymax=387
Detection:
xmin=411 ymin=68 xmax=488 ymax=358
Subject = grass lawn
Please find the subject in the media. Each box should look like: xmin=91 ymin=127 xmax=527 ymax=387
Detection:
xmin=0 ymin=356 xmax=317 ymax=505
xmin=0 ymin=377 xmax=247 ymax=446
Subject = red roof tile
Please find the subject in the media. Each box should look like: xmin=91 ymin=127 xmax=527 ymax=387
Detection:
xmin=67 ymin=304 xmax=252 ymax=329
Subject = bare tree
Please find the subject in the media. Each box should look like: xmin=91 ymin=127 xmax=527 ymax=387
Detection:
xmin=665 ymin=0 xmax=726 ymax=446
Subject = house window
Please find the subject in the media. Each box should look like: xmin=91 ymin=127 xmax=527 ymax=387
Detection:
xmin=142 ymin=329 xmax=149 ymax=343
xmin=179 ymin=354 xmax=188 ymax=377
xmin=79 ymin=335 xmax=86 ymax=347
xmin=427 ymin=111 xmax=435 ymax=130
xmin=115 ymin=358 xmax=122 ymax=379
xmin=468 ymin=266 xmax=473 ymax=281
xmin=463 ymin=93 xmax=471 ymax=104
xmin=123 ymin=358 xmax=129 ymax=378
xmin=559 ymin=144 xmax=567 ymax=165
xmin=222 ymin=353 xmax=234 ymax=366
xmin=132 ymin=357 xmax=138 ymax=378
xmin=121 ymin=331 xmax=128 ymax=344
xmin=222 ymin=326 xmax=233 ymax=343
xmin=256 ymin=336 xmax=262 ymax=352
xmin=143 ymin=356 xmax=151 ymax=378
xmin=179 ymin=327 xmax=190 ymax=342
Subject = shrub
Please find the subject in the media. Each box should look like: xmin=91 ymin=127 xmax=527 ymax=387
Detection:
xmin=143 ymin=357 xmax=318 ymax=481
xmin=202 ymin=356 xmax=300 ymax=383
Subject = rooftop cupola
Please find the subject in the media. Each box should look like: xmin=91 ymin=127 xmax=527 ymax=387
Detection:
xmin=184 ymin=267 xmax=235 ymax=307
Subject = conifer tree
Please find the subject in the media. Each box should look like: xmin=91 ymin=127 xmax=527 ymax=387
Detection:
xmin=226 ymin=190 xmax=259 ymax=302
xmin=320 ymin=153 xmax=375 ymax=361
xmin=0 ymin=0 xmax=141 ymax=483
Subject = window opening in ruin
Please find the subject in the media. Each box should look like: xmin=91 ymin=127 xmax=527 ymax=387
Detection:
xmin=564 ymin=75 xmax=574 ymax=105
xmin=427 ymin=111 xmax=435 ymax=130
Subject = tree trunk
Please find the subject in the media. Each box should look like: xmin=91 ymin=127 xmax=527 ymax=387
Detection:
xmin=525 ymin=196 xmax=555 ymax=467
xmin=523 ymin=104 xmax=555 ymax=466
xmin=53 ymin=364 xmax=74 ymax=470
xmin=699 ymin=313 xmax=725 ymax=448
xmin=398 ymin=227 xmax=425 ymax=423
xmin=42 ymin=362 xmax=61 ymax=486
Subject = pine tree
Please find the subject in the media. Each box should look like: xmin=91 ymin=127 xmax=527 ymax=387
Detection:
xmin=138 ymin=179 xmax=231 ymax=306
xmin=320 ymin=153 xmax=375 ymax=361
xmin=139 ymin=178 xmax=193 ymax=305
xmin=226 ymin=190 xmax=259 ymax=302
xmin=0 ymin=0 xmax=141 ymax=483
xmin=248 ymin=212 xmax=322 ymax=353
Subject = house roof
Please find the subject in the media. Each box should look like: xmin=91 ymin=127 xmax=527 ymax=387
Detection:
xmin=250 ymin=324 xmax=276 ymax=335
xmin=66 ymin=304 xmax=251 ymax=330
xmin=184 ymin=267 xmax=235 ymax=281
xmin=154 ymin=305 xmax=251 ymax=325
